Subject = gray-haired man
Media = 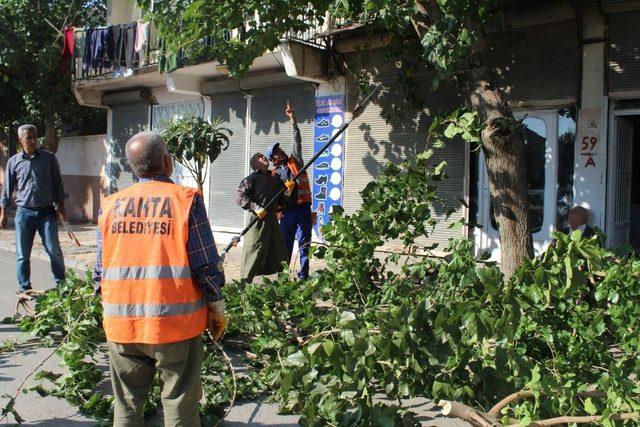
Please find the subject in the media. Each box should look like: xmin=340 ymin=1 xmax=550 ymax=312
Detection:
xmin=0 ymin=125 xmax=66 ymax=293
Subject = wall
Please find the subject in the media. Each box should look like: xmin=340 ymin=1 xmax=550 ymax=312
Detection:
xmin=573 ymin=4 xmax=607 ymax=230
xmin=107 ymin=0 xmax=142 ymax=25
xmin=57 ymin=135 xmax=108 ymax=223
xmin=0 ymin=140 xmax=7 ymax=198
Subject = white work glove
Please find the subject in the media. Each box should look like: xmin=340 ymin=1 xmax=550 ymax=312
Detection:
xmin=207 ymin=300 xmax=226 ymax=342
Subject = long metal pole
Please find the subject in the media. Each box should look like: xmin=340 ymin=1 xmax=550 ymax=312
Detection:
xmin=219 ymin=86 xmax=380 ymax=259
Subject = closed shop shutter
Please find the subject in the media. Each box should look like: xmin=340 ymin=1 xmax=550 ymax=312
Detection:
xmin=110 ymin=101 xmax=149 ymax=193
xmin=608 ymin=11 xmax=640 ymax=94
xmin=209 ymin=92 xmax=247 ymax=229
xmin=488 ymin=20 xmax=578 ymax=103
xmin=152 ymin=101 xmax=204 ymax=189
xmin=250 ymin=84 xmax=316 ymax=183
xmin=344 ymin=52 xmax=466 ymax=249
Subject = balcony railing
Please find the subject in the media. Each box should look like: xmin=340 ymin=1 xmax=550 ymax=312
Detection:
xmin=71 ymin=14 xmax=340 ymax=81
xmin=72 ymin=23 xmax=160 ymax=80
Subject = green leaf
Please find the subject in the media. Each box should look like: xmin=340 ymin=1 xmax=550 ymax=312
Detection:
xmin=322 ymin=341 xmax=335 ymax=357
xmin=584 ymin=398 xmax=597 ymax=415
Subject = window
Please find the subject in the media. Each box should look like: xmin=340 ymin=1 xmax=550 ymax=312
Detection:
xmin=490 ymin=116 xmax=547 ymax=233
xmin=556 ymin=109 xmax=576 ymax=232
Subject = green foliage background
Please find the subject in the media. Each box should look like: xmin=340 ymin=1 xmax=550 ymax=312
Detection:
xmin=0 ymin=0 xmax=106 ymax=144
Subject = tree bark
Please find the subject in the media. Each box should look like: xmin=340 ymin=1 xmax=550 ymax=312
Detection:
xmin=464 ymin=18 xmax=533 ymax=280
xmin=467 ymin=69 xmax=533 ymax=279
xmin=411 ymin=1 xmax=533 ymax=280
xmin=44 ymin=115 xmax=59 ymax=153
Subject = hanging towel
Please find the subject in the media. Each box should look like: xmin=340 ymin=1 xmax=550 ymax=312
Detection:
xmin=135 ymin=21 xmax=148 ymax=52
xmin=59 ymin=27 xmax=75 ymax=76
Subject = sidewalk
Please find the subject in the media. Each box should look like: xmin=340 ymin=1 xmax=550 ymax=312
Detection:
xmin=0 ymin=221 xmax=302 ymax=282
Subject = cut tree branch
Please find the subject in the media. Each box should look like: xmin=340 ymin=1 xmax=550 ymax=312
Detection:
xmin=488 ymin=390 xmax=606 ymax=417
xmin=439 ymin=400 xmax=500 ymax=427
xmin=511 ymin=412 xmax=640 ymax=426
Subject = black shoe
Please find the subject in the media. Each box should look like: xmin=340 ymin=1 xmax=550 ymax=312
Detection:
xmin=315 ymin=175 xmax=328 ymax=185
xmin=315 ymin=187 xmax=327 ymax=200
xmin=316 ymin=162 xmax=329 ymax=170
xmin=317 ymin=119 xmax=330 ymax=127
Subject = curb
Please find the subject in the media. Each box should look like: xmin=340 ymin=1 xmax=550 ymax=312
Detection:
xmin=0 ymin=239 xmax=90 ymax=272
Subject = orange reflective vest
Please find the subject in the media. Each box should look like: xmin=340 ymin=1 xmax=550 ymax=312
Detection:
xmin=286 ymin=158 xmax=312 ymax=205
xmin=98 ymin=181 xmax=207 ymax=344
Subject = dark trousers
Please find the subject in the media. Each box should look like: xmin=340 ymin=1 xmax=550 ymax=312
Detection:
xmin=280 ymin=204 xmax=312 ymax=279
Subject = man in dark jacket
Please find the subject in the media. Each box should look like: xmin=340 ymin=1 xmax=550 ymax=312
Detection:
xmin=568 ymin=206 xmax=595 ymax=238
xmin=236 ymin=153 xmax=289 ymax=283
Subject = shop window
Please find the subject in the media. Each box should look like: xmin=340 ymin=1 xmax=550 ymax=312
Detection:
xmin=556 ymin=108 xmax=576 ymax=232
xmin=490 ymin=116 xmax=547 ymax=233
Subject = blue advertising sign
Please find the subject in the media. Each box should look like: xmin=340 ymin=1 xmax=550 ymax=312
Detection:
xmin=312 ymin=95 xmax=345 ymax=240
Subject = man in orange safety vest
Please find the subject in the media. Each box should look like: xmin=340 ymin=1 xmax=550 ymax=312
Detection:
xmin=93 ymin=131 xmax=226 ymax=426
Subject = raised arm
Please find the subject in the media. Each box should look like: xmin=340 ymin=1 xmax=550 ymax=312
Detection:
xmin=286 ymin=101 xmax=303 ymax=166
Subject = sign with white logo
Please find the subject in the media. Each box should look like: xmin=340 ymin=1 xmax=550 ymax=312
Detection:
xmin=312 ymin=95 xmax=345 ymax=239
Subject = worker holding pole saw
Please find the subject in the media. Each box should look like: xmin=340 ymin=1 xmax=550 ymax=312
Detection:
xmin=220 ymin=86 xmax=380 ymax=265
xmin=267 ymin=100 xmax=314 ymax=280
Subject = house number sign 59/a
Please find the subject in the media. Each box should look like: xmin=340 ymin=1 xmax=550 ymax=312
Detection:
xmin=581 ymin=136 xmax=598 ymax=167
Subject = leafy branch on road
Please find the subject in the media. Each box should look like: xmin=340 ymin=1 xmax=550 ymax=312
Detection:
xmin=3 ymin=137 xmax=640 ymax=425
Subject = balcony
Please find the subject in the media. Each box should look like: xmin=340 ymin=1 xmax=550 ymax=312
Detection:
xmin=72 ymin=23 xmax=160 ymax=81
xmin=70 ymin=14 xmax=341 ymax=106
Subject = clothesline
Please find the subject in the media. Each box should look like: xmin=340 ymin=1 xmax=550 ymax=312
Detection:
xmin=79 ymin=21 xmax=151 ymax=75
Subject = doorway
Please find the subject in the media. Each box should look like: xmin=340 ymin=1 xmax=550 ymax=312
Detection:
xmin=608 ymin=109 xmax=640 ymax=251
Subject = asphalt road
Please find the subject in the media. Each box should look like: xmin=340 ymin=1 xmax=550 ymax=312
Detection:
xmin=0 ymin=249 xmax=466 ymax=426
xmin=0 ymin=251 xmax=299 ymax=426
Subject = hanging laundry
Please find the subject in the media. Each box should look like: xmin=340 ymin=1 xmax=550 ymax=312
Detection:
xmin=91 ymin=27 xmax=112 ymax=71
xmin=82 ymin=28 xmax=94 ymax=74
xmin=158 ymin=38 xmax=178 ymax=74
xmin=135 ymin=21 xmax=148 ymax=53
xmin=59 ymin=27 xmax=75 ymax=76
xmin=112 ymin=22 xmax=138 ymax=69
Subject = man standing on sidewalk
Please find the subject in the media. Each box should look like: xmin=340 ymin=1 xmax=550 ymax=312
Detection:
xmin=0 ymin=124 xmax=66 ymax=294
xmin=93 ymin=131 xmax=226 ymax=426
xmin=236 ymin=152 xmax=289 ymax=283
xmin=267 ymin=101 xmax=313 ymax=279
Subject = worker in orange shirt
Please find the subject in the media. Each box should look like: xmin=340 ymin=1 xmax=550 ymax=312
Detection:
xmin=93 ymin=131 xmax=226 ymax=426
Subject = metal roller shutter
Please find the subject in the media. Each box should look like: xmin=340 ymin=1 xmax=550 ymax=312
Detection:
xmin=488 ymin=20 xmax=578 ymax=103
xmin=209 ymin=92 xmax=247 ymax=229
xmin=152 ymin=101 xmax=205 ymax=189
xmin=250 ymin=85 xmax=316 ymax=182
xmin=110 ymin=101 xmax=149 ymax=193
xmin=344 ymin=53 xmax=466 ymax=249
xmin=608 ymin=11 xmax=640 ymax=94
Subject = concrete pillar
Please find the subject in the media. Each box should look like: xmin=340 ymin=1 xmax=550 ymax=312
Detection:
xmin=574 ymin=3 xmax=607 ymax=230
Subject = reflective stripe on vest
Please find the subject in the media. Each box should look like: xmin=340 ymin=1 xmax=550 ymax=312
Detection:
xmin=102 ymin=265 xmax=191 ymax=281
xmin=98 ymin=181 xmax=207 ymax=344
xmin=287 ymin=158 xmax=312 ymax=204
xmin=103 ymin=299 xmax=206 ymax=318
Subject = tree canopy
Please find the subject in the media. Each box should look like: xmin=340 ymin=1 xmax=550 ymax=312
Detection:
xmin=0 ymin=0 xmax=107 ymax=151
xmin=142 ymin=0 xmax=533 ymax=278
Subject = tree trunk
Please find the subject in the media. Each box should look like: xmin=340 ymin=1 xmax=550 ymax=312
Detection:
xmin=411 ymin=1 xmax=533 ymax=280
xmin=466 ymin=69 xmax=533 ymax=279
xmin=464 ymin=19 xmax=534 ymax=280
xmin=44 ymin=116 xmax=59 ymax=153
